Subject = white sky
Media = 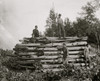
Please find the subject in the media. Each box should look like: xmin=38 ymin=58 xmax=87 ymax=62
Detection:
xmin=0 ymin=0 xmax=100 ymax=49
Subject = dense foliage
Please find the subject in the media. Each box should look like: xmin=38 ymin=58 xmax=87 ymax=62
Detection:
xmin=45 ymin=0 xmax=100 ymax=47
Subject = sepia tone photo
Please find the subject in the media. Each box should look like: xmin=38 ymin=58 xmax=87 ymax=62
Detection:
xmin=0 ymin=0 xmax=100 ymax=81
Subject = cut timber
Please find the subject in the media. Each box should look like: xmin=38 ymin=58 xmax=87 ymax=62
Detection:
xmin=17 ymin=61 xmax=35 ymax=64
xmin=69 ymin=51 xmax=83 ymax=55
xmin=18 ymin=52 xmax=37 ymax=55
xmin=68 ymin=46 xmax=85 ymax=50
xmin=46 ymin=41 xmax=87 ymax=47
xmin=27 ymin=48 xmax=58 ymax=51
xmin=41 ymin=61 xmax=63 ymax=64
xmin=68 ymin=55 xmax=84 ymax=58
xmin=17 ymin=60 xmax=63 ymax=64
xmin=18 ymin=52 xmax=60 ymax=56
xmin=33 ymin=55 xmax=62 ymax=59
xmin=23 ymin=37 xmax=87 ymax=41
xmin=42 ymin=64 xmax=63 ymax=69
xmin=19 ymin=65 xmax=35 ymax=69
xmin=43 ymin=68 xmax=63 ymax=72
xmin=16 ymin=43 xmax=41 ymax=47
xmin=38 ymin=39 xmax=66 ymax=43
xmin=73 ymin=63 xmax=88 ymax=66
xmin=26 ymin=46 xmax=85 ymax=51
xmin=68 ymin=58 xmax=84 ymax=62
xmin=18 ymin=50 xmax=83 ymax=56
xmin=40 ymin=60 xmax=61 ymax=63
xmin=19 ymin=56 xmax=60 ymax=60
xmin=30 ymin=55 xmax=62 ymax=59
xmin=44 ymin=50 xmax=83 ymax=54
xmin=16 ymin=41 xmax=87 ymax=47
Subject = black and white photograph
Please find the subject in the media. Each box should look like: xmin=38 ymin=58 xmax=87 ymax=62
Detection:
xmin=0 ymin=0 xmax=100 ymax=81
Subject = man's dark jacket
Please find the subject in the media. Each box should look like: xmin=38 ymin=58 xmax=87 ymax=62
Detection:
xmin=33 ymin=29 xmax=39 ymax=37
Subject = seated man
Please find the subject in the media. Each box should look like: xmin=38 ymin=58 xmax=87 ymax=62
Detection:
xmin=32 ymin=25 xmax=39 ymax=38
xmin=31 ymin=25 xmax=39 ymax=43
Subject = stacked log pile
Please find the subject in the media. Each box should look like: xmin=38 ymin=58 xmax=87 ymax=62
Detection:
xmin=13 ymin=37 xmax=88 ymax=72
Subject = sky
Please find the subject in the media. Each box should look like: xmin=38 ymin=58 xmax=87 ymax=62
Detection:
xmin=0 ymin=0 xmax=100 ymax=49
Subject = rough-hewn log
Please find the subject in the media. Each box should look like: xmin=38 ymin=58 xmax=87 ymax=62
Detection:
xmin=18 ymin=56 xmax=60 ymax=60
xmin=16 ymin=43 xmax=41 ymax=47
xmin=46 ymin=41 xmax=87 ymax=47
xmin=18 ymin=54 xmax=84 ymax=59
xmin=72 ymin=63 xmax=88 ymax=66
xmin=23 ymin=37 xmax=87 ymax=41
xmin=15 ymin=41 xmax=87 ymax=48
xmin=68 ymin=55 xmax=84 ymax=58
xmin=26 ymin=46 xmax=85 ymax=51
xmin=19 ymin=65 xmax=35 ymax=69
xmin=42 ymin=64 xmax=63 ymax=69
xmin=18 ymin=50 xmax=83 ymax=56
xmin=43 ymin=68 xmax=63 ymax=72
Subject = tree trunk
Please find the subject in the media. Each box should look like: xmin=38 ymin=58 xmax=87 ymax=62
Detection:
xmin=95 ymin=31 xmax=99 ymax=53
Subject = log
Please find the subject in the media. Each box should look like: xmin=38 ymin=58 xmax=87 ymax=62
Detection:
xmin=23 ymin=37 xmax=87 ymax=40
xmin=41 ymin=59 xmax=63 ymax=64
xmin=18 ymin=52 xmax=37 ymax=55
xmin=16 ymin=41 xmax=87 ymax=48
xmin=44 ymin=51 xmax=83 ymax=55
xmin=38 ymin=39 xmax=66 ymax=43
xmin=68 ymin=58 xmax=84 ymax=62
xmin=17 ymin=61 xmax=35 ymax=64
xmin=69 ymin=51 xmax=83 ymax=54
xmin=26 ymin=46 xmax=85 ymax=51
xmin=39 ymin=38 xmax=87 ymax=43
xmin=37 ymin=55 xmax=62 ymax=59
xmin=18 ymin=50 xmax=83 ymax=57
xmin=27 ymin=47 xmax=58 ymax=51
xmin=64 ymin=36 xmax=87 ymax=40
xmin=46 ymin=41 xmax=87 ymax=47
xmin=18 ymin=52 xmax=60 ymax=56
xmin=42 ymin=64 xmax=63 ymax=69
xmin=68 ymin=46 xmax=85 ymax=50
xmin=17 ymin=60 xmax=63 ymax=65
xmin=68 ymin=55 xmax=84 ymax=58
xmin=43 ymin=68 xmax=63 ymax=72
xmin=19 ymin=65 xmax=35 ymax=69
xmin=16 ymin=43 xmax=41 ymax=47
xmin=19 ymin=56 xmax=60 ymax=60
xmin=72 ymin=63 xmax=88 ymax=66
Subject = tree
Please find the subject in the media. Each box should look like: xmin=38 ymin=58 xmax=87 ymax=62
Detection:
xmin=80 ymin=0 xmax=100 ymax=51
xmin=72 ymin=18 xmax=89 ymax=37
xmin=64 ymin=18 xmax=73 ymax=36
xmin=45 ymin=8 xmax=58 ymax=37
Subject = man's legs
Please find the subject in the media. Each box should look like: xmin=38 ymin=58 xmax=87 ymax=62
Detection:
xmin=58 ymin=24 xmax=61 ymax=38
xmin=61 ymin=25 xmax=66 ymax=38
